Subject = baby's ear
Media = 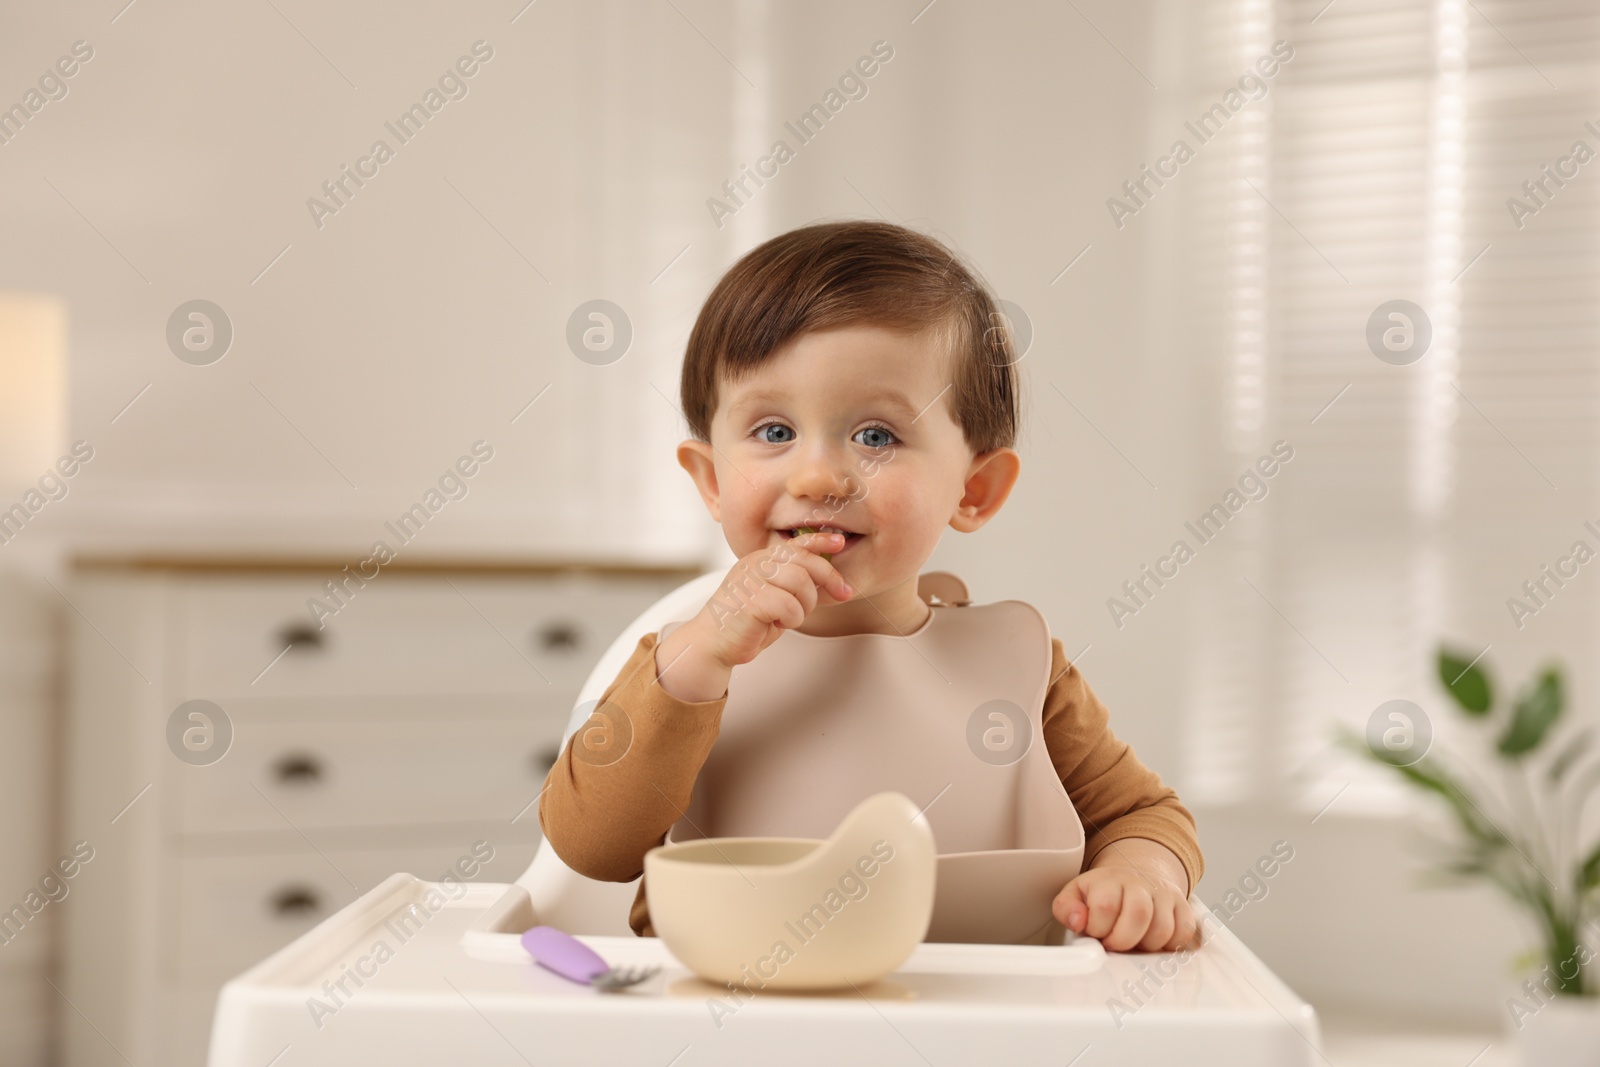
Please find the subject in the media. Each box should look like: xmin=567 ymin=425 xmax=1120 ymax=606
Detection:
xmin=951 ymin=447 xmax=1021 ymax=532
xmin=676 ymin=438 xmax=722 ymax=521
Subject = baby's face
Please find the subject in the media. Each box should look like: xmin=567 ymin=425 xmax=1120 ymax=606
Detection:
xmin=684 ymin=324 xmax=991 ymax=609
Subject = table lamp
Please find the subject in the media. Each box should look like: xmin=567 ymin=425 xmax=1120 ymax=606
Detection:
xmin=0 ymin=294 xmax=67 ymax=540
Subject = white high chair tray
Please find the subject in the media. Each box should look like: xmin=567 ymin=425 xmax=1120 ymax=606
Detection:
xmin=209 ymin=874 xmax=1323 ymax=1066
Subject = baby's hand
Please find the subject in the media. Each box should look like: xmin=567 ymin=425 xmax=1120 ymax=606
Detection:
xmin=689 ymin=530 xmax=856 ymax=670
xmin=1052 ymin=865 xmax=1201 ymax=952
xmin=653 ymin=530 xmax=854 ymax=703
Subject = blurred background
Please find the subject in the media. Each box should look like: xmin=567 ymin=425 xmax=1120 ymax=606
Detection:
xmin=2 ymin=0 xmax=1597 ymax=1063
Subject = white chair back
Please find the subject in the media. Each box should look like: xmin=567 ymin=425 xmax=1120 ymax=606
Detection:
xmin=513 ymin=570 xmax=725 ymax=934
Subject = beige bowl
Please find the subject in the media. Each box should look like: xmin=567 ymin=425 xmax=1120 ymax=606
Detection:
xmin=643 ymin=791 xmax=936 ymax=990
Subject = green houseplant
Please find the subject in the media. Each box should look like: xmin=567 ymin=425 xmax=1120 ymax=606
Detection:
xmin=1336 ymin=649 xmax=1600 ymax=1005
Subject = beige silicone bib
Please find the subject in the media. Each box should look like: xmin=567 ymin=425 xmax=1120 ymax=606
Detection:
xmin=659 ymin=571 xmax=1085 ymax=944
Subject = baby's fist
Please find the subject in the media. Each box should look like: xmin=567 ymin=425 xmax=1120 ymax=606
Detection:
xmin=1052 ymin=866 xmax=1200 ymax=952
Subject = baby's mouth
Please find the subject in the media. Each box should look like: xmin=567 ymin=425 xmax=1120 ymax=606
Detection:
xmin=775 ymin=526 xmax=865 ymax=549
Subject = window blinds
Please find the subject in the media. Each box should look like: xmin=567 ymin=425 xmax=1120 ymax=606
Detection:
xmin=1180 ymin=0 xmax=1600 ymax=813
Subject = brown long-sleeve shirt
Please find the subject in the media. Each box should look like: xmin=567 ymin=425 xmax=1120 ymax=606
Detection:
xmin=538 ymin=629 xmax=1204 ymax=938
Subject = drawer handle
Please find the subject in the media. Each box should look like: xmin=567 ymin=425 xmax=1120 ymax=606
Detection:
xmin=530 ymin=743 xmax=562 ymax=777
xmin=273 ymin=753 xmax=324 ymax=784
xmin=270 ymin=885 xmax=323 ymax=917
xmin=536 ymin=621 xmax=583 ymax=654
xmin=276 ymin=622 xmax=325 ymax=652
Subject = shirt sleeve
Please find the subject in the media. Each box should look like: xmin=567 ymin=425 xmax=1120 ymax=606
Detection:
xmin=1040 ymin=637 xmax=1205 ymax=896
xmin=537 ymin=629 xmax=726 ymax=897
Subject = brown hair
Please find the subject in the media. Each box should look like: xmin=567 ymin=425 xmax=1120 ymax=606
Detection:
xmin=680 ymin=220 xmax=1020 ymax=454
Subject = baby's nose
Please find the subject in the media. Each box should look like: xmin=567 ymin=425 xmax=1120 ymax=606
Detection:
xmin=785 ymin=445 xmax=859 ymax=502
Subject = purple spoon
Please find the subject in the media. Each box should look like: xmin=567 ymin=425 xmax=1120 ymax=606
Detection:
xmin=520 ymin=926 xmax=659 ymax=991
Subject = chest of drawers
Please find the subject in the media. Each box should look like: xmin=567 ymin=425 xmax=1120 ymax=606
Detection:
xmin=59 ymin=563 xmax=694 ymax=1067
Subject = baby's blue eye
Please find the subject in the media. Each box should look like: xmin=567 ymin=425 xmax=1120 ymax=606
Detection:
xmin=756 ymin=423 xmax=795 ymax=444
xmin=856 ymin=426 xmax=896 ymax=449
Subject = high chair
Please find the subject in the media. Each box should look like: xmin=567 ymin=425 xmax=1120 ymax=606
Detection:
xmin=207 ymin=570 xmax=1325 ymax=1066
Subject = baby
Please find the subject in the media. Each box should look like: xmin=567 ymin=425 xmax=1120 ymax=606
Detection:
xmin=541 ymin=220 xmax=1204 ymax=953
